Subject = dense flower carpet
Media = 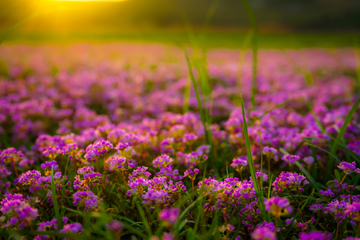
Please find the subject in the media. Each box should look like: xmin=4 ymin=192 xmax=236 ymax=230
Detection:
xmin=0 ymin=44 xmax=360 ymax=239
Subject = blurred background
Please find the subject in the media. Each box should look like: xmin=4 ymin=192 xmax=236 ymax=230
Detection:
xmin=1 ymin=0 xmax=360 ymax=47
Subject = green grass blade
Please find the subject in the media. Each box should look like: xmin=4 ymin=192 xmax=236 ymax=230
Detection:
xmin=135 ymin=201 xmax=152 ymax=237
xmin=304 ymin=142 xmax=341 ymax=163
xmin=306 ymin=101 xmax=325 ymax=134
xmin=258 ymin=123 xmax=264 ymax=201
xmin=354 ymin=36 xmax=360 ymax=90
xmin=280 ymin=148 xmax=320 ymax=192
xmin=240 ymin=96 xmax=268 ymax=221
xmin=249 ymin=98 xmax=292 ymax=125
xmin=51 ymin=167 xmax=62 ymax=230
xmin=329 ymin=97 xmax=360 ymax=172
xmin=240 ymin=0 xmax=258 ymax=109
xmin=236 ymin=29 xmax=254 ymax=105
xmin=183 ymin=49 xmax=211 ymax=146
xmin=285 ymin=189 xmax=315 ymax=236
xmin=183 ymin=76 xmax=191 ymax=113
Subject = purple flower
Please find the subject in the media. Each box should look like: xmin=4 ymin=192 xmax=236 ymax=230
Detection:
xmin=183 ymin=133 xmax=198 ymax=144
xmin=159 ymin=208 xmax=179 ymax=225
xmin=338 ymin=161 xmax=357 ymax=175
xmin=257 ymin=221 xmax=279 ymax=232
xmin=0 ymin=194 xmax=38 ymax=229
xmin=298 ymin=231 xmax=332 ymax=240
xmin=107 ymin=155 xmax=135 ymax=172
xmin=323 ymin=200 xmax=347 ymax=222
xmin=230 ymin=156 xmax=248 ymax=173
xmin=310 ymin=203 xmax=323 ymax=213
xmin=272 ymin=172 xmax=308 ymax=192
xmin=73 ymin=190 xmax=99 ymax=211
xmin=129 ymin=167 xmax=151 ymax=181
xmin=107 ymin=220 xmax=123 ymax=232
xmin=0 ymin=148 xmax=24 ymax=163
xmin=14 ymin=170 xmax=41 ymax=188
xmin=319 ymin=189 xmax=335 ymax=198
xmin=84 ymin=140 xmax=113 ymax=161
xmin=281 ymin=154 xmax=300 ymax=164
xmin=344 ymin=202 xmax=360 ymax=222
xmin=265 ymin=197 xmax=292 ymax=218
xmin=303 ymin=156 xmax=314 ymax=165
xmin=184 ymin=168 xmax=199 ymax=180
xmin=153 ymin=155 xmax=173 ymax=168
xmin=250 ymin=226 xmax=276 ymax=240
xmin=60 ymin=223 xmax=83 ymax=235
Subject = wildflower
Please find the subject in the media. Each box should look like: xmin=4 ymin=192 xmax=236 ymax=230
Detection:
xmin=153 ymin=155 xmax=173 ymax=168
xmin=184 ymin=168 xmax=199 ymax=181
xmin=323 ymin=200 xmax=347 ymax=223
xmin=183 ymin=133 xmax=198 ymax=144
xmin=160 ymin=138 xmax=174 ymax=154
xmin=42 ymin=147 xmax=59 ymax=160
xmin=344 ymin=202 xmax=360 ymax=222
xmin=40 ymin=161 xmax=59 ymax=176
xmin=304 ymin=156 xmax=314 ymax=165
xmin=107 ymin=155 xmax=136 ymax=172
xmin=298 ymin=231 xmax=332 ymax=240
xmin=0 ymin=194 xmax=38 ymax=229
xmin=250 ymin=226 xmax=276 ymax=240
xmin=263 ymin=146 xmax=277 ymax=159
xmin=338 ymin=161 xmax=358 ymax=175
xmin=129 ymin=167 xmax=151 ymax=181
xmin=35 ymin=217 xmax=68 ymax=240
xmin=73 ymin=166 xmax=101 ymax=190
xmin=84 ymin=140 xmax=113 ymax=161
xmin=0 ymin=148 xmax=23 ymax=164
xmin=163 ymin=233 xmax=174 ymax=240
xmin=281 ymin=154 xmax=300 ymax=164
xmin=73 ymin=190 xmax=99 ymax=212
xmin=319 ymin=189 xmax=335 ymax=198
xmin=14 ymin=170 xmax=42 ymax=191
xmin=257 ymin=221 xmax=279 ymax=232
xmin=169 ymin=124 xmax=186 ymax=139
xmin=272 ymin=172 xmax=308 ymax=192
xmin=310 ymin=203 xmax=323 ymax=213
xmin=60 ymin=223 xmax=83 ymax=240
xmin=159 ymin=208 xmax=179 ymax=225
xmin=230 ymin=156 xmax=248 ymax=173
xmin=265 ymin=197 xmax=292 ymax=218
xmin=107 ymin=220 xmax=123 ymax=232
xmin=156 ymin=165 xmax=183 ymax=181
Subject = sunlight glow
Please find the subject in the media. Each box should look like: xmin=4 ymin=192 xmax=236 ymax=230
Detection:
xmin=51 ymin=0 xmax=127 ymax=1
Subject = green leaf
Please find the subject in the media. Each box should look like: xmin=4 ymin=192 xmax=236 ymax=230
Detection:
xmin=334 ymin=170 xmax=341 ymax=182
xmin=355 ymin=186 xmax=360 ymax=191
xmin=51 ymin=167 xmax=62 ymax=230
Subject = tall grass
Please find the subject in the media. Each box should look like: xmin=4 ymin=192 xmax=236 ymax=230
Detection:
xmin=240 ymin=96 xmax=268 ymax=221
xmin=240 ymin=0 xmax=258 ymax=109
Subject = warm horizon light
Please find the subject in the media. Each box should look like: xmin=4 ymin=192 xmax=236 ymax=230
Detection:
xmin=51 ymin=0 xmax=128 ymax=2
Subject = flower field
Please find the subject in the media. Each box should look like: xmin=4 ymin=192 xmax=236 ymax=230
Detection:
xmin=0 ymin=43 xmax=360 ymax=239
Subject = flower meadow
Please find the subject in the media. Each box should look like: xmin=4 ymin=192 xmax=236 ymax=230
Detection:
xmin=0 ymin=44 xmax=360 ymax=240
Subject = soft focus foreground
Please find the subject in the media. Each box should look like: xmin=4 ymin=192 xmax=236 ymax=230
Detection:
xmin=0 ymin=43 xmax=360 ymax=240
